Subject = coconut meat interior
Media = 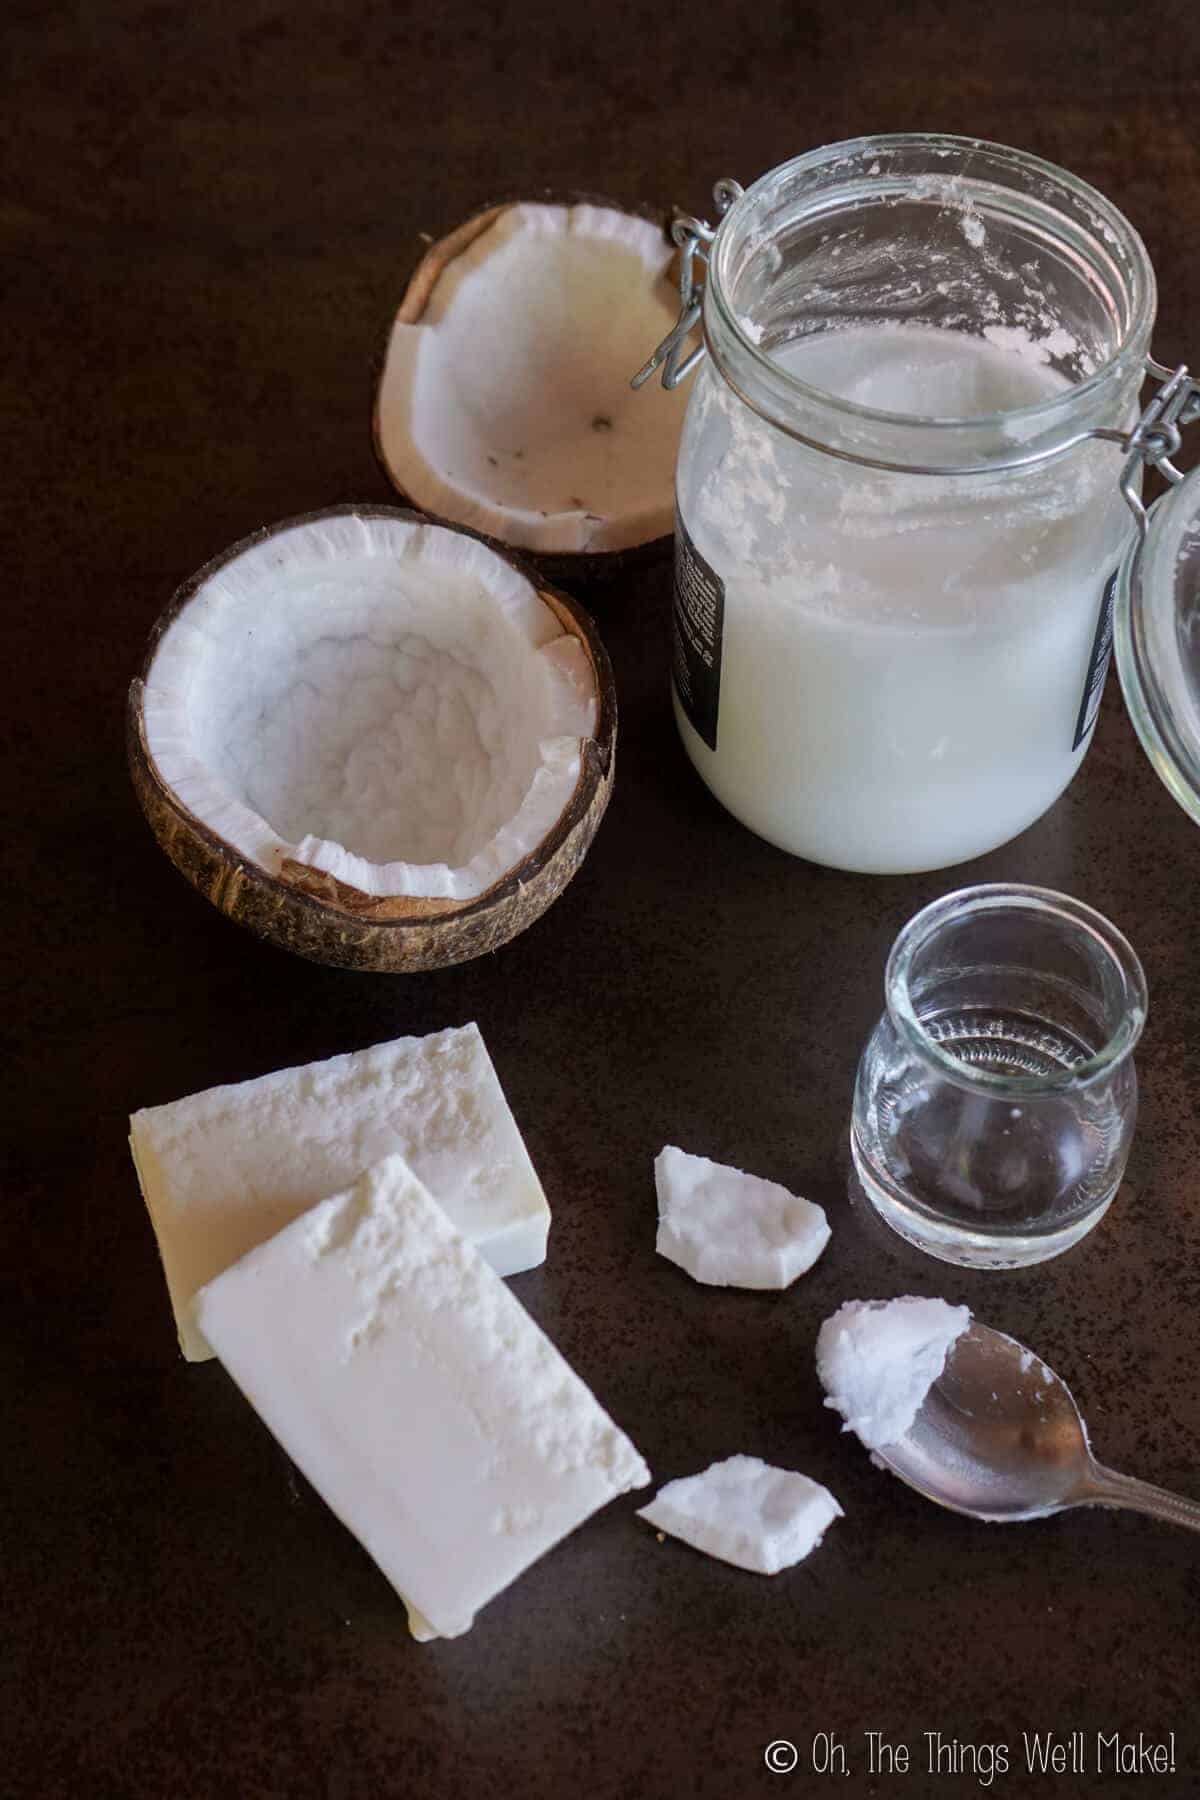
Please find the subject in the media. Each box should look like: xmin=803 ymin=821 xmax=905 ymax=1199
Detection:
xmin=377 ymin=203 xmax=689 ymax=554
xmin=141 ymin=514 xmax=599 ymax=902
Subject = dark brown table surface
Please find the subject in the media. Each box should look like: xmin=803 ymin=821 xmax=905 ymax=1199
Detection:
xmin=6 ymin=2 xmax=1200 ymax=1795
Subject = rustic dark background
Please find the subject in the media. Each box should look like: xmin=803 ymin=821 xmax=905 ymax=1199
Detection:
xmin=5 ymin=2 xmax=1199 ymax=1796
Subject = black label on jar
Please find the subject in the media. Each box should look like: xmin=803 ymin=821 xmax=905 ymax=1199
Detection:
xmin=672 ymin=506 xmax=725 ymax=752
xmin=1072 ymin=569 xmax=1118 ymax=751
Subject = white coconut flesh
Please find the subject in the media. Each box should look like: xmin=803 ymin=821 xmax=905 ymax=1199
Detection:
xmin=376 ymin=203 xmax=689 ymax=554
xmin=140 ymin=513 xmax=599 ymax=902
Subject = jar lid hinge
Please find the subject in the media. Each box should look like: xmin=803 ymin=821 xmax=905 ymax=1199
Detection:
xmin=631 ymin=181 xmax=742 ymax=391
xmin=1116 ymin=361 xmax=1200 ymax=536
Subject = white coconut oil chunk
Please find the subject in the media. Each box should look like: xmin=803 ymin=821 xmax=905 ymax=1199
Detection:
xmin=129 ymin=1023 xmax=550 ymax=1361
xmin=639 ymin=1456 xmax=842 ymax=1574
xmin=654 ymin=1146 xmax=830 ymax=1289
xmin=140 ymin=512 xmax=597 ymax=901
xmin=816 ymin=1297 xmax=972 ymax=1451
xmin=193 ymin=1157 xmax=650 ymax=1641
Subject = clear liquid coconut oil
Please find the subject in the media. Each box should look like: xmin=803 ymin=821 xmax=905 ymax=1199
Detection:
xmin=671 ymin=138 xmax=1156 ymax=874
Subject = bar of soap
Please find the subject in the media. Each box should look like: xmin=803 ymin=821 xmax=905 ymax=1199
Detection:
xmin=654 ymin=1146 xmax=830 ymax=1289
xmin=130 ymin=1023 xmax=550 ymax=1360
xmin=638 ymin=1455 xmax=842 ymax=1574
xmin=194 ymin=1155 xmax=650 ymax=1640
xmin=816 ymin=1297 xmax=972 ymax=1450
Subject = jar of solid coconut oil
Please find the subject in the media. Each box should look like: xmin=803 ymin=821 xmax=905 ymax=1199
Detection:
xmin=650 ymin=137 xmax=1158 ymax=874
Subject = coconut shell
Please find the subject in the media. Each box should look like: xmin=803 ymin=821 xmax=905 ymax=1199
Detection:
xmin=127 ymin=505 xmax=617 ymax=973
xmin=371 ymin=193 xmax=684 ymax=582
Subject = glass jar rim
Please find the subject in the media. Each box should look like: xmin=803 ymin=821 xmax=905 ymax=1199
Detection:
xmin=885 ymin=882 xmax=1148 ymax=1093
xmin=706 ymin=133 xmax=1157 ymax=445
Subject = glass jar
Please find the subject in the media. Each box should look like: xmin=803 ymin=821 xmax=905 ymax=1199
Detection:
xmin=851 ymin=884 xmax=1146 ymax=1268
xmin=666 ymin=136 xmax=1157 ymax=874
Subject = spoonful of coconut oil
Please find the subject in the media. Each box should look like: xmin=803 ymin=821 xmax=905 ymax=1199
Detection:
xmin=817 ymin=1299 xmax=1200 ymax=1530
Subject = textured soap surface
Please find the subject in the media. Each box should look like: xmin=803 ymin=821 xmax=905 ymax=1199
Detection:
xmin=193 ymin=1156 xmax=650 ymax=1639
xmin=639 ymin=1455 xmax=842 ymax=1574
xmin=654 ymin=1146 xmax=830 ymax=1289
xmin=130 ymin=1022 xmax=550 ymax=1359
xmin=816 ymin=1297 xmax=972 ymax=1451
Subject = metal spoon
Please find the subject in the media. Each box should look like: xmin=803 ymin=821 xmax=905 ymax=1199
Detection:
xmin=874 ymin=1321 xmax=1200 ymax=1531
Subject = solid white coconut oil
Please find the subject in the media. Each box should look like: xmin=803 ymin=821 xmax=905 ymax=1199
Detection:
xmin=674 ymin=323 xmax=1132 ymax=874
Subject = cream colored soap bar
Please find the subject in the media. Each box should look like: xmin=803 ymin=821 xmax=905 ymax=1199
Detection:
xmin=130 ymin=1023 xmax=549 ymax=1361
xmin=194 ymin=1156 xmax=650 ymax=1639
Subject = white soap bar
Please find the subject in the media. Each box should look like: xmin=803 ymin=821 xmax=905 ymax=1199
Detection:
xmin=639 ymin=1455 xmax=841 ymax=1574
xmin=194 ymin=1156 xmax=650 ymax=1639
xmin=816 ymin=1297 xmax=972 ymax=1450
xmin=130 ymin=1023 xmax=550 ymax=1360
xmin=654 ymin=1146 xmax=830 ymax=1289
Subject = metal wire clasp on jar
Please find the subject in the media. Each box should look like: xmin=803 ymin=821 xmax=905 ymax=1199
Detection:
xmin=634 ymin=136 xmax=1198 ymax=875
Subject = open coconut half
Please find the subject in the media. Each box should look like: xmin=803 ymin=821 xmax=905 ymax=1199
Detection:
xmin=374 ymin=200 xmax=690 ymax=566
xmin=128 ymin=507 xmax=615 ymax=972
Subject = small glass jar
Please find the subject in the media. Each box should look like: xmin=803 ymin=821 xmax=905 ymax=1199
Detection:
xmin=851 ymin=884 xmax=1146 ymax=1268
xmin=668 ymin=136 xmax=1157 ymax=874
